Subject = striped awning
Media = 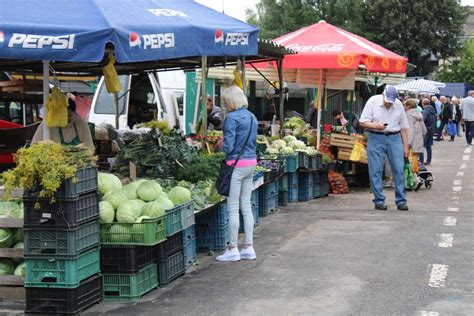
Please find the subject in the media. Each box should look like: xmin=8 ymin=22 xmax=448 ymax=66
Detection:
xmin=396 ymin=79 xmax=446 ymax=94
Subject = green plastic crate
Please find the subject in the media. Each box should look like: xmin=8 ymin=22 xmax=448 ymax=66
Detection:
xmin=24 ymin=247 xmax=100 ymax=288
xmin=25 ymin=220 xmax=100 ymax=257
xmin=103 ymin=263 xmax=158 ymax=302
xmin=100 ymin=215 xmax=167 ymax=246
xmin=166 ymin=205 xmax=183 ymax=236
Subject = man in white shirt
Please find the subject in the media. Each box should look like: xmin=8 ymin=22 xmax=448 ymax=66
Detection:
xmin=359 ymin=85 xmax=410 ymax=211
xmin=461 ymin=90 xmax=474 ymax=147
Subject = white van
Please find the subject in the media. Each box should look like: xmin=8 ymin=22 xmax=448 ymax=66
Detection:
xmin=89 ymin=70 xmax=186 ymax=130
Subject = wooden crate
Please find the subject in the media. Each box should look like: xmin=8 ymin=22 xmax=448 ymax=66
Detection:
xmin=329 ymin=133 xmax=356 ymax=149
xmin=337 ymin=148 xmax=368 ymax=164
xmin=0 ymin=217 xmax=25 ymax=301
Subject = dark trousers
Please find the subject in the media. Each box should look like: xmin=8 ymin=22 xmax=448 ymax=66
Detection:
xmin=465 ymin=121 xmax=474 ymax=145
xmin=419 ymin=136 xmax=433 ymax=164
xmin=436 ymin=121 xmax=447 ymax=141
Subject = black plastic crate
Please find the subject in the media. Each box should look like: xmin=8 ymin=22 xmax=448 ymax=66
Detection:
xmin=313 ymin=171 xmax=322 ymax=184
xmin=24 ymin=192 xmax=99 ymax=228
xmin=259 ymin=181 xmax=279 ymax=199
xmin=24 ymin=166 xmax=98 ymax=199
xmin=157 ymin=250 xmax=185 ymax=286
xmin=101 ymin=245 xmax=157 ymax=274
xmin=196 ymin=223 xmax=229 ymax=251
xmin=157 ymin=231 xmax=183 ymax=260
xmin=25 ymin=274 xmax=103 ymax=315
xmin=195 ymin=201 xmax=228 ymax=229
xmin=320 ymin=170 xmax=329 ymax=183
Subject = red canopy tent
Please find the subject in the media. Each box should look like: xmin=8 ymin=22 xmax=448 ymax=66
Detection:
xmin=259 ymin=20 xmax=408 ymax=147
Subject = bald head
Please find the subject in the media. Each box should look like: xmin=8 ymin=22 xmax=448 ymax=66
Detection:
xmin=440 ymin=96 xmax=447 ymax=104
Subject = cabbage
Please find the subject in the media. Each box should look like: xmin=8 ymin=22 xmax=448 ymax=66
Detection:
xmin=14 ymin=228 xmax=24 ymax=243
xmin=99 ymin=201 xmax=115 ymax=223
xmin=168 ymin=186 xmax=192 ymax=206
xmin=141 ymin=200 xmax=166 ymax=218
xmin=271 ymin=139 xmax=287 ymax=149
xmin=265 ymin=147 xmax=279 ymax=155
xmin=0 ymin=259 xmax=15 ymax=275
xmin=98 ymin=173 xmax=122 ymax=195
xmin=122 ymin=183 xmax=138 ymax=199
xmin=155 ymin=196 xmax=174 ymax=211
xmin=12 ymin=242 xmax=24 ymax=264
xmin=10 ymin=202 xmax=23 ymax=219
xmin=283 ymin=135 xmax=297 ymax=143
xmin=0 ymin=201 xmax=21 ymax=218
xmin=137 ymin=181 xmax=162 ymax=202
xmin=132 ymin=217 xmax=151 ymax=242
xmin=280 ymin=146 xmax=294 ymax=155
xmin=0 ymin=228 xmax=13 ymax=248
xmin=158 ymin=191 xmax=168 ymax=199
xmin=116 ymin=200 xmax=142 ymax=223
xmin=109 ymin=224 xmax=132 ymax=243
xmin=14 ymin=262 xmax=26 ymax=276
xmin=103 ymin=189 xmax=129 ymax=210
xmin=131 ymin=199 xmax=146 ymax=209
xmin=288 ymin=140 xmax=306 ymax=150
xmin=305 ymin=146 xmax=318 ymax=156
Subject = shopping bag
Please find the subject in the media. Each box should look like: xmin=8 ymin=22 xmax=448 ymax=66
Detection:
xmin=350 ymin=140 xmax=363 ymax=162
xmin=45 ymin=86 xmax=68 ymax=128
xmin=447 ymin=122 xmax=457 ymax=137
xmin=102 ymin=54 xmax=122 ymax=93
xmin=436 ymin=119 xmax=441 ymax=129
xmin=404 ymin=159 xmax=416 ymax=190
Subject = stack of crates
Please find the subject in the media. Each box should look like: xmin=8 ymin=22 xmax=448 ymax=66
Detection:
xmin=298 ymin=171 xmax=314 ymax=201
xmin=239 ymin=188 xmax=260 ymax=232
xmin=320 ymin=170 xmax=330 ymax=196
xmin=278 ymin=174 xmax=288 ymax=206
xmin=24 ymin=167 xmax=103 ymax=314
xmin=258 ymin=180 xmax=279 ymax=217
xmin=181 ymin=201 xmax=197 ymax=270
xmin=287 ymin=172 xmax=298 ymax=203
xmin=313 ymin=170 xmax=330 ymax=198
xmin=195 ymin=202 xmax=229 ymax=251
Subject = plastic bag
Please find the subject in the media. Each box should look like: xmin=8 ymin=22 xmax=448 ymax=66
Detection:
xmin=404 ymin=159 xmax=416 ymax=190
xmin=102 ymin=55 xmax=122 ymax=93
xmin=350 ymin=139 xmax=363 ymax=162
xmin=447 ymin=122 xmax=457 ymax=137
xmin=45 ymin=86 xmax=68 ymax=128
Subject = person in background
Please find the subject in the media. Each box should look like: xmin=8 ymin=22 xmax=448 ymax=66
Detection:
xmin=216 ymin=86 xmax=258 ymax=262
xmin=443 ymin=97 xmax=461 ymax=141
xmin=451 ymin=96 xmax=462 ymax=137
xmin=420 ymin=98 xmax=437 ymax=165
xmin=32 ymin=96 xmax=94 ymax=147
xmin=431 ymin=95 xmax=442 ymax=115
xmin=306 ymin=101 xmax=318 ymax=129
xmin=206 ymin=94 xmax=224 ymax=130
xmin=359 ymin=85 xmax=410 ymax=211
xmin=404 ymin=99 xmax=427 ymax=173
xmin=435 ymin=96 xmax=450 ymax=141
xmin=461 ymin=90 xmax=474 ymax=147
xmin=331 ymin=109 xmax=361 ymax=133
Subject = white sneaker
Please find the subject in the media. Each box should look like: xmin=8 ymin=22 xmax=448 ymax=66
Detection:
xmin=240 ymin=246 xmax=257 ymax=260
xmin=216 ymin=247 xmax=241 ymax=262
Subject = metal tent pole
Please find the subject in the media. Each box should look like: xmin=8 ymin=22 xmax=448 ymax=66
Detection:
xmin=43 ymin=61 xmax=50 ymax=140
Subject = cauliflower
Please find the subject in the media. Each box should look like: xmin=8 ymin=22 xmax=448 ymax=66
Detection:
xmin=279 ymin=146 xmax=294 ymax=155
xmin=288 ymin=140 xmax=306 ymax=150
xmin=283 ymin=135 xmax=297 ymax=143
xmin=271 ymin=139 xmax=287 ymax=149
xmin=265 ymin=147 xmax=279 ymax=155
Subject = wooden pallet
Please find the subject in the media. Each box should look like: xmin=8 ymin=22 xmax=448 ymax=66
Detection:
xmin=329 ymin=133 xmax=366 ymax=149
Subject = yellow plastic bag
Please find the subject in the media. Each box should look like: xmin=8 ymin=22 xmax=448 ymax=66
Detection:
xmin=45 ymin=86 xmax=68 ymax=128
xmin=350 ymin=139 xmax=363 ymax=162
xmin=102 ymin=55 xmax=122 ymax=93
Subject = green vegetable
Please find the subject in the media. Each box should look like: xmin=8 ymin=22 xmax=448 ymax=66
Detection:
xmin=122 ymin=183 xmax=138 ymax=199
xmin=0 ymin=201 xmax=21 ymax=218
xmin=116 ymin=200 xmax=142 ymax=223
xmin=109 ymin=224 xmax=131 ymax=243
xmin=14 ymin=262 xmax=25 ymax=276
xmin=12 ymin=242 xmax=24 ymax=264
xmin=283 ymin=135 xmax=297 ymax=143
xmin=98 ymin=173 xmax=122 ymax=195
xmin=99 ymin=201 xmax=115 ymax=223
xmin=103 ymin=189 xmax=129 ymax=210
xmin=168 ymin=186 xmax=192 ymax=206
xmin=0 ymin=259 xmax=15 ymax=275
xmin=0 ymin=228 xmax=13 ymax=248
xmin=288 ymin=140 xmax=306 ymax=150
xmin=14 ymin=228 xmax=24 ymax=243
xmin=280 ymin=146 xmax=294 ymax=155
xmin=155 ymin=196 xmax=174 ymax=211
xmin=137 ymin=181 xmax=162 ymax=202
xmin=271 ymin=139 xmax=287 ymax=149
xmin=141 ymin=200 xmax=166 ymax=218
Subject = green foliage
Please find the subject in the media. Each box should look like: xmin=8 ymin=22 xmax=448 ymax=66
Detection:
xmin=437 ymin=39 xmax=474 ymax=83
xmin=174 ymin=152 xmax=224 ymax=183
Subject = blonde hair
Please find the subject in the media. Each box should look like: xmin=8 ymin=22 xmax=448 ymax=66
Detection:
xmin=222 ymin=86 xmax=248 ymax=111
xmin=404 ymin=98 xmax=417 ymax=109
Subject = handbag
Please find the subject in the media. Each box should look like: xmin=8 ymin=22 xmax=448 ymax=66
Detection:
xmin=216 ymin=118 xmax=253 ymax=197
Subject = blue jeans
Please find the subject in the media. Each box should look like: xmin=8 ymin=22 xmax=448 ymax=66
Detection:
xmin=228 ymin=165 xmax=256 ymax=247
xmin=419 ymin=136 xmax=433 ymax=164
xmin=367 ymin=132 xmax=407 ymax=206
xmin=465 ymin=121 xmax=474 ymax=145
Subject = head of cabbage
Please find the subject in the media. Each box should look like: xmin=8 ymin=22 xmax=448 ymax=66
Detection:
xmin=137 ymin=181 xmax=162 ymax=202
xmin=0 ymin=258 xmax=15 ymax=275
xmin=122 ymin=183 xmax=138 ymax=199
xmin=116 ymin=200 xmax=143 ymax=223
xmin=141 ymin=200 xmax=166 ymax=218
xmin=103 ymin=189 xmax=129 ymax=210
xmin=0 ymin=201 xmax=22 ymax=218
xmin=14 ymin=262 xmax=25 ymax=276
xmin=0 ymin=228 xmax=13 ymax=248
xmin=98 ymin=173 xmax=122 ymax=195
xmin=109 ymin=224 xmax=132 ymax=243
xmin=168 ymin=186 xmax=192 ymax=206
xmin=99 ymin=201 xmax=115 ymax=223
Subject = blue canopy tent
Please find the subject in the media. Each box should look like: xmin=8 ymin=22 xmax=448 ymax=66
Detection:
xmin=0 ymin=0 xmax=260 ymax=133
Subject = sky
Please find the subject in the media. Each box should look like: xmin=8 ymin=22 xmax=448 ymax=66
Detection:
xmin=196 ymin=0 xmax=474 ymax=22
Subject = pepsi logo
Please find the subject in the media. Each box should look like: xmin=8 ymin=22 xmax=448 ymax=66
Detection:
xmin=215 ymin=29 xmax=224 ymax=43
xmin=0 ymin=31 xmax=4 ymax=47
xmin=129 ymin=32 xmax=141 ymax=48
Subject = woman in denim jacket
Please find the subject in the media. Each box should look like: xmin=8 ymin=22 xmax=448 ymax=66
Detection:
xmin=216 ymin=86 xmax=258 ymax=262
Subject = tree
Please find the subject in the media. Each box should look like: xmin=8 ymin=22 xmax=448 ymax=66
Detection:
xmin=437 ymin=39 xmax=474 ymax=83
xmin=362 ymin=0 xmax=467 ymax=76
xmin=247 ymin=0 xmax=467 ymax=76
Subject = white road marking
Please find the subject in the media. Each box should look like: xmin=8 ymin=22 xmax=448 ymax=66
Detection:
xmin=443 ymin=216 xmax=457 ymax=226
xmin=420 ymin=312 xmax=439 ymax=316
xmin=465 ymin=147 xmax=472 ymax=154
xmin=428 ymin=264 xmax=449 ymax=287
xmin=460 ymin=164 xmax=466 ymax=169
xmin=453 ymin=201 xmax=459 ymax=204
xmin=452 ymin=196 xmax=459 ymax=200
xmin=462 ymin=155 xmax=470 ymax=161
xmin=453 ymin=186 xmax=462 ymax=192
xmin=447 ymin=207 xmax=459 ymax=212
xmin=438 ymin=234 xmax=454 ymax=248
xmin=453 ymin=180 xmax=462 ymax=185
xmin=456 ymin=171 xmax=464 ymax=177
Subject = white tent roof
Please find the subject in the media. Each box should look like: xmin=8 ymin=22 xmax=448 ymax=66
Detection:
xmin=396 ymin=79 xmax=446 ymax=94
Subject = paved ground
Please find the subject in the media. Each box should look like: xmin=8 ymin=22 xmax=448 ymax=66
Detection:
xmin=2 ymin=137 xmax=471 ymax=315
xmin=84 ymin=137 xmax=473 ymax=316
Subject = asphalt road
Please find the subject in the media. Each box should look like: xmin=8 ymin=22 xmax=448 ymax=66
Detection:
xmin=87 ymin=138 xmax=471 ymax=315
